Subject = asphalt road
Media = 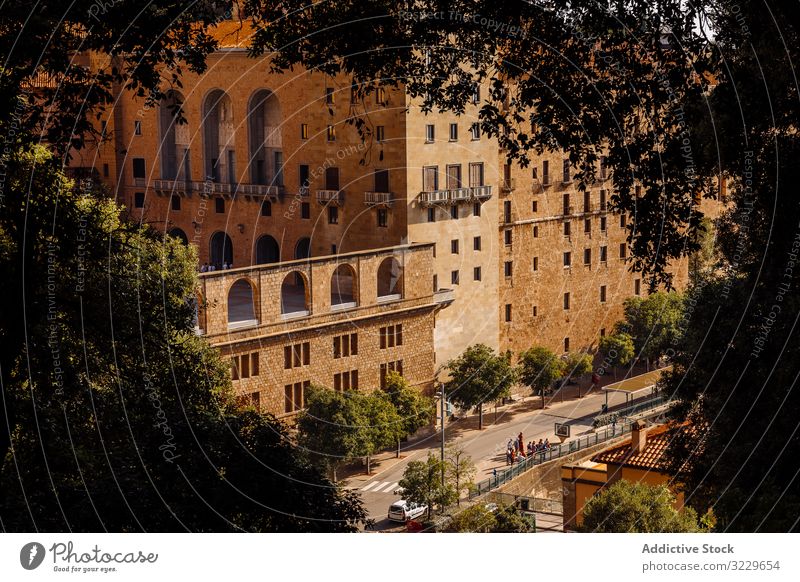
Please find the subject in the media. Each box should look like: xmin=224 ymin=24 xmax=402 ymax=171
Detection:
xmin=350 ymin=385 xmax=637 ymax=531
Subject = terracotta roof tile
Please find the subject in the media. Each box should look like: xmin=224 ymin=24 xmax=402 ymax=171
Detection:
xmin=591 ymin=423 xmax=693 ymax=472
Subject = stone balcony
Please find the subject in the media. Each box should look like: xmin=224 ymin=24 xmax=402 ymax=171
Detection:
xmin=317 ymin=189 xmax=345 ymax=205
xmin=364 ymin=191 xmax=394 ymax=207
xmin=152 ymin=179 xmax=283 ymax=201
xmin=418 ymin=185 xmax=492 ymax=206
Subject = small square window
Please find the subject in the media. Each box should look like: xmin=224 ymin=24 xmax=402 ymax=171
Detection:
xmin=377 ymin=208 xmax=388 ymax=227
xmin=470 ymin=123 xmax=480 ymax=140
xmin=451 ymin=270 xmax=460 ymax=285
xmin=563 ymin=252 xmax=572 ymax=267
xmin=425 ymin=124 xmax=435 ymax=142
xmin=474 ymin=266 xmax=482 ymax=281
xmin=300 ymin=124 xmax=309 ymax=139
xmin=427 ymin=208 xmax=436 ymax=223
xmin=170 ymin=194 xmax=180 ymax=211
xmin=328 ymin=206 xmax=339 ymax=224
xmin=619 ymin=243 xmax=627 ymax=258
xmin=451 ymin=239 xmax=459 ymax=254
xmin=261 ymin=201 xmax=272 ymax=216
xmin=449 ymin=123 xmax=458 ymax=141
xmin=474 ymin=236 xmax=482 ymax=251
xmin=134 ymin=192 xmax=145 ymax=208
xmin=215 ymin=198 xmax=225 ymax=213
xmin=132 ymin=158 xmax=146 ymax=179
xmin=301 ymin=202 xmax=311 ymax=219
xmin=134 ymin=120 xmax=142 ymax=136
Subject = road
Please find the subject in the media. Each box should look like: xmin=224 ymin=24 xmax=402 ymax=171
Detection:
xmin=346 ymin=376 xmax=658 ymax=531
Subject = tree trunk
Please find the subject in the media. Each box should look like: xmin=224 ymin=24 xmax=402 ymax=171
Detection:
xmin=478 ymin=402 xmax=483 ymax=430
xmin=397 ymin=437 xmax=400 ymax=458
xmin=366 ymin=455 xmax=371 ymax=475
xmin=332 ymin=463 xmax=338 ymax=483
xmin=541 ymin=389 xmax=545 ymax=409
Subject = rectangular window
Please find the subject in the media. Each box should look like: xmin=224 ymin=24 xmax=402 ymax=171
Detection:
xmin=134 ymin=120 xmax=142 ymax=136
xmin=635 ymin=279 xmax=641 ymax=296
xmin=600 ymin=328 xmax=606 ymax=337
xmin=377 ymin=208 xmax=388 ymax=227
xmin=600 ymin=245 xmax=608 ymax=262
xmin=103 ymin=163 xmax=109 ymax=178
xmin=328 ymin=206 xmax=339 ymax=224
xmin=599 ymin=156 xmax=607 ymax=179
xmin=563 ymin=221 xmax=571 ymax=236
xmin=425 ymin=124 xmax=435 ymax=142
xmin=325 ymin=87 xmax=334 ymax=104
xmin=433 ymin=274 xmax=438 ymax=292
xmin=134 ymin=192 xmax=145 ymax=208
xmin=215 ymin=197 xmax=225 ymax=213
xmin=564 ymin=293 xmax=570 ymax=310
xmin=584 ymin=248 xmax=591 ymax=265
xmin=600 ymin=285 xmax=607 ymax=303
xmin=584 ymin=191 xmax=591 ymax=212
xmin=620 ymin=213 xmax=627 ymax=228
xmin=533 ymin=256 xmax=539 ymax=271
xmin=635 ymin=185 xmax=642 ymax=198
xmin=325 ymin=167 xmax=339 ymax=191
xmin=533 ymin=306 xmax=538 ymax=317
xmin=533 ymin=225 xmax=539 ymax=238
xmin=376 ymin=86 xmax=386 ymax=105
xmin=542 ymin=160 xmax=550 ymax=185
xmin=449 ymin=123 xmax=458 ymax=141
xmin=285 ymin=342 xmax=310 ymax=368
xmin=469 ymin=162 xmax=484 ymax=187
xmin=327 ymin=125 xmax=336 ymax=141
xmin=376 ymin=125 xmax=385 ymax=142
xmin=299 ymin=164 xmax=310 ymax=190
xmin=473 ymin=202 xmax=481 ymax=216
xmin=423 ymin=166 xmax=439 ymax=192
xmin=619 ymin=243 xmax=627 ymax=259
xmin=470 ymin=122 xmax=480 ymax=140
xmin=451 ymin=239 xmax=459 ymax=254
xmin=451 ymin=270 xmax=459 ymax=285
xmin=600 ymin=216 xmax=607 ymax=231
xmin=284 ymin=346 xmax=292 ymax=369
xmin=505 ymin=304 xmax=512 ymax=322
xmin=446 ymin=164 xmax=462 ymax=189
xmin=504 ymin=261 xmax=513 ymax=277
xmin=564 ymin=338 xmax=570 ymax=352
xmin=562 ymin=159 xmax=570 ymax=183
xmin=503 ymin=200 xmax=512 ymax=223
xmin=504 ymin=230 xmax=512 ymax=245
xmin=427 ymin=208 xmax=436 ymax=223
xmin=231 ymin=357 xmax=239 ymax=381
xmin=600 ymin=189 xmax=607 ymax=210
xmin=240 ymin=354 xmax=250 ymax=379
xmin=450 ymin=205 xmax=458 ymax=219
xmin=584 ymin=218 xmax=591 ymax=233
xmin=474 ymin=236 xmax=481 ymax=251
xmin=301 ymin=202 xmax=310 ymax=219
xmin=132 ymin=158 xmax=146 ymax=179
xmin=474 ymin=266 xmax=481 ymax=281
xmin=563 ymin=252 xmax=571 ymax=267
xmin=532 ymin=200 xmax=538 ymax=213
xmin=563 ymin=193 xmax=571 ymax=215
xmin=331 ymin=244 xmax=337 ymax=255
xmin=472 ymin=83 xmax=480 ymax=104
xmin=300 ymin=124 xmax=308 ymax=139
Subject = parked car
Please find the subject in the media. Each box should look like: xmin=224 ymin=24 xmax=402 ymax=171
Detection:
xmin=388 ymin=500 xmax=427 ymax=522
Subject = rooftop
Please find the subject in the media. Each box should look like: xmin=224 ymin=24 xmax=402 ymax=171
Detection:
xmin=591 ymin=423 xmax=692 ymax=472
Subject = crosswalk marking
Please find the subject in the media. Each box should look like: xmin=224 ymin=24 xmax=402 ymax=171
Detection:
xmin=373 ymin=482 xmax=397 ymax=493
xmin=371 ymin=481 xmax=391 ymax=492
xmin=360 ymin=481 xmax=399 ymax=493
xmin=361 ymin=481 xmax=381 ymax=492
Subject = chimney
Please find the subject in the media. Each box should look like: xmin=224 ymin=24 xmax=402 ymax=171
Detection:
xmin=631 ymin=420 xmax=648 ymax=454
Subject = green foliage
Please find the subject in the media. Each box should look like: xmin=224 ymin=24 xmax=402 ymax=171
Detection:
xmin=445 ymin=344 xmax=516 ymax=427
xmin=445 ymin=443 xmax=476 ymax=503
xmin=493 ymin=505 xmax=535 ymax=533
xmin=518 ymin=346 xmax=565 ymax=394
xmin=580 ymin=480 xmax=701 ymax=533
xmin=617 ymin=292 xmax=685 ymax=361
xmin=398 ymin=453 xmax=457 ymax=518
xmin=598 ymin=332 xmax=635 ymax=368
xmin=297 ymin=386 xmax=402 ymax=479
xmin=383 ymin=371 xmax=434 ymax=437
xmin=448 ymin=503 xmax=533 ymax=533
xmin=0 ymin=148 xmax=366 ymax=532
xmin=563 ymin=352 xmax=593 ymax=381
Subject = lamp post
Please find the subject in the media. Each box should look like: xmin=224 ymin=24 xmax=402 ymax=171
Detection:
xmin=440 ymin=382 xmax=446 ymax=487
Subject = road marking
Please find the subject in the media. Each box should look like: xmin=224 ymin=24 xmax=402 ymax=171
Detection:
xmin=371 ymin=481 xmax=392 ymax=493
xmin=373 ymin=482 xmax=397 ymax=493
xmin=361 ymin=481 xmax=381 ymax=492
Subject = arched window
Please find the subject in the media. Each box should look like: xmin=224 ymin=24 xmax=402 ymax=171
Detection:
xmin=331 ymin=264 xmax=357 ymax=308
xmin=281 ymin=272 xmax=309 ymax=316
xmin=210 ymin=231 xmax=233 ymax=268
xmin=255 ymin=235 xmax=280 ymax=264
xmin=203 ymin=89 xmax=235 ymax=184
xmin=168 ymin=228 xmax=188 ymax=245
xmin=159 ymin=90 xmax=189 ymax=181
xmin=294 ymin=237 xmax=311 ymax=260
xmin=247 ymin=90 xmax=283 ymax=186
xmin=227 ymin=279 xmax=257 ymax=328
xmin=377 ymin=257 xmax=403 ymax=299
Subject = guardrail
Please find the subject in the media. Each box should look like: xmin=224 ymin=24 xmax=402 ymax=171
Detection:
xmin=468 ymin=398 xmax=672 ymax=500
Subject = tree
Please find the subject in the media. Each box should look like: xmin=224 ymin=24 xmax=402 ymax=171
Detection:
xmin=563 ymin=352 xmax=593 ymax=397
xmin=0 ymin=148 xmax=366 ymax=531
xmin=580 ymin=480 xmax=701 ymax=533
xmin=383 ymin=371 xmax=435 ymax=457
xmin=445 ymin=344 xmax=517 ymax=430
xmin=598 ymin=332 xmax=636 ymax=380
xmin=398 ymin=453 xmax=457 ymax=519
xmin=445 ymin=443 xmax=476 ymax=505
xmin=618 ymin=292 xmax=685 ymax=365
xmin=297 ymin=387 xmax=402 ymax=479
xmin=493 ymin=505 xmax=535 ymax=533
xmin=448 ymin=503 xmax=497 ymax=532
xmin=518 ymin=346 xmax=565 ymax=408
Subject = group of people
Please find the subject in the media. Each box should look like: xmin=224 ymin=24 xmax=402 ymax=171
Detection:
xmin=505 ymin=432 xmax=551 ymax=465
xmin=199 ymin=262 xmax=233 ymax=272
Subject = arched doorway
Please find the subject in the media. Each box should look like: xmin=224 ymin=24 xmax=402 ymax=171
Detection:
xmin=227 ymin=279 xmax=257 ymax=328
xmin=168 ymin=228 xmax=188 ymax=245
xmin=281 ymin=272 xmax=309 ymax=316
xmin=294 ymin=237 xmax=311 ymax=260
xmin=210 ymin=231 xmax=233 ymax=268
xmin=255 ymin=235 xmax=280 ymax=264
xmin=377 ymin=257 xmax=404 ymax=299
xmin=331 ymin=264 xmax=357 ymax=308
